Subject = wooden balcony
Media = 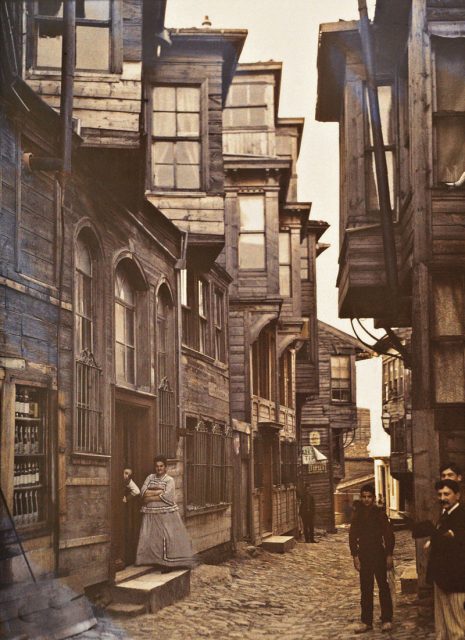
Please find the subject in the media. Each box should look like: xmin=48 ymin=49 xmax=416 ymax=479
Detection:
xmin=337 ymin=223 xmax=403 ymax=319
xmin=251 ymin=396 xmax=295 ymax=435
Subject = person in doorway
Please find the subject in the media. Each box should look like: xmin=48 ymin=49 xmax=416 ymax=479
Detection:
xmin=440 ymin=463 xmax=463 ymax=484
xmin=122 ymin=468 xmax=140 ymax=503
xmin=299 ymin=485 xmax=317 ymax=543
xmin=423 ymin=480 xmax=465 ymax=640
xmin=349 ymin=484 xmax=395 ymax=634
xmin=377 ymin=493 xmax=386 ymax=511
xmin=135 ymin=455 xmax=195 ymax=571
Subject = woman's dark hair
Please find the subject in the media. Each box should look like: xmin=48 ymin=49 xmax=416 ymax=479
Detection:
xmin=154 ymin=454 xmax=168 ymax=466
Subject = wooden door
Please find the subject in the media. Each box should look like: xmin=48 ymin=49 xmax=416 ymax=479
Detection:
xmin=261 ymin=435 xmax=273 ymax=534
xmin=112 ymin=402 xmax=147 ymax=571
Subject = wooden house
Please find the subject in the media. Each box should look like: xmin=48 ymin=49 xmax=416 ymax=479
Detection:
xmin=316 ymin=0 xmax=465 ymax=587
xmin=299 ymin=321 xmax=370 ymax=531
xmin=0 ymin=0 xmax=246 ymax=589
xmin=221 ymin=62 xmax=326 ymax=543
xmin=376 ymin=329 xmax=414 ymax=518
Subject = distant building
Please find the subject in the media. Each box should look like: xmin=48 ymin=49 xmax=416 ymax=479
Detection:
xmin=299 ymin=321 xmax=371 ymax=531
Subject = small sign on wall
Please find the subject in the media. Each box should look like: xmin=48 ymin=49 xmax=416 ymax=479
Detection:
xmin=309 ymin=431 xmax=321 ymax=446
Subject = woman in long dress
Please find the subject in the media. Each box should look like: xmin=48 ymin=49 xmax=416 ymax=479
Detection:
xmin=135 ymin=455 xmax=195 ymax=570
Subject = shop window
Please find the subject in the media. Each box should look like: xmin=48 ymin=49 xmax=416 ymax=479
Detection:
xmin=157 ymin=285 xmax=176 ymax=458
xmin=330 ymin=355 xmax=352 ymax=403
xmin=31 ymin=0 xmax=117 ymax=72
xmin=279 ymin=231 xmax=292 ymax=297
xmin=151 ymin=86 xmax=202 ymax=190
xmin=364 ymin=84 xmax=397 ymax=216
xmin=185 ymin=418 xmax=232 ymax=511
xmin=13 ymin=385 xmax=48 ymax=530
xmin=238 ymin=195 xmax=265 ymax=270
xmin=433 ymin=38 xmax=465 ymax=185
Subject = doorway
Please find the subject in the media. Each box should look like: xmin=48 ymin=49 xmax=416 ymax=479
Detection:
xmin=112 ymin=399 xmax=152 ymax=572
xmin=261 ymin=434 xmax=274 ymax=534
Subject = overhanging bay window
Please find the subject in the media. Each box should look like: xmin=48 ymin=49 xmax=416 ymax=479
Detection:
xmin=364 ymin=84 xmax=397 ymax=216
xmin=238 ymin=195 xmax=265 ymax=270
xmin=30 ymin=0 xmax=117 ymax=72
xmin=224 ymin=83 xmax=267 ymax=127
xmin=433 ymin=38 xmax=465 ymax=185
xmin=151 ymin=86 xmax=202 ymax=190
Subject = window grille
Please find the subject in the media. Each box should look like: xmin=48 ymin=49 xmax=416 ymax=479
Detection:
xmin=75 ymin=349 xmax=104 ymax=453
xmin=186 ymin=419 xmax=232 ymax=511
xmin=158 ymin=377 xmax=176 ymax=458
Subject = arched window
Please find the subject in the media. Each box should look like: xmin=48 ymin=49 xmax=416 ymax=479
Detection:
xmin=74 ymin=232 xmax=104 ymax=454
xmin=75 ymin=237 xmax=93 ymax=354
xmin=157 ymin=285 xmax=176 ymax=457
xmin=115 ymin=266 xmax=136 ymax=385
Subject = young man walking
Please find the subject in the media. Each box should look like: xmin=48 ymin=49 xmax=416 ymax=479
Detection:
xmin=349 ymin=484 xmax=395 ymax=634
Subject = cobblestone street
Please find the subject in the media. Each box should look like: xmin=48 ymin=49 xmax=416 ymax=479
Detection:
xmin=77 ymin=529 xmax=435 ymax=640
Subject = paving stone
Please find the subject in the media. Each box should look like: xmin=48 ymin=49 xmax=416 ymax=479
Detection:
xmin=72 ymin=530 xmax=434 ymax=639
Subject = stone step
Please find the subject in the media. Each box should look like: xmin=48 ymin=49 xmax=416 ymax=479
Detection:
xmin=261 ymin=535 xmax=296 ymax=554
xmin=111 ymin=569 xmax=190 ymax=614
xmin=114 ymin=564 xmax=153 ymax=585
xmin=106 ymin=602 xmax=147 ymax=618
xmin=400 ymin=565 xmax=418 ymax=594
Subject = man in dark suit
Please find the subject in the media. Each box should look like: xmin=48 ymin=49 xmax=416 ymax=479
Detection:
xmin=349 ymin=484 xmax=395 ymax=634
xmin=427 ymin=479 xmax=465 ymax=640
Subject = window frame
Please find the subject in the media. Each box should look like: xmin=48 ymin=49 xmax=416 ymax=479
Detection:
xmin=279 ymin=230 xmax=292 ymax=297
xmin=238 ymin=194 xmax=266 ymax=271
xmin=185 ymin=417 xmax=232 ymax=513
xmin=330 ymin=354 xmax=352 ymax=404
xmin=73 ymin=232 xmax=105 ymax=456
xmin=363 ymin=82 xmax=398 ymax=219
xmin=149 ymin=81 xmax=208 ymax=192
xmin=115 ymin=269 xmax=136 ymax=386
xmin=28 ymin=0 xmax=122 ymax=74
xmin=213 ymin=288 xmax=226 ymax=363
xmin=224 ymin=82 xmax=268 ymax=129
xmin=432 ymin=37 xmax=465 ymax=186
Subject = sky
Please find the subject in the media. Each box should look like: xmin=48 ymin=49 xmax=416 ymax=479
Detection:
xmin=166 ymin=0 xmax=386 ymax=447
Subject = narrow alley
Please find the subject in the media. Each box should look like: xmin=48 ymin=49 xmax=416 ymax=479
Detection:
xmin=76 ymin=530 xmax=435 ymax=640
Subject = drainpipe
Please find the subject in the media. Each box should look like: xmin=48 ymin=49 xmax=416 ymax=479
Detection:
xmin=358 ymin=0 xmax=399 ymax=304
xmin=54 ymin=0 xmax=76 ymax=575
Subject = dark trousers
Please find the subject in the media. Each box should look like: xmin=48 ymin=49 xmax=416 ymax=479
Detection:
xmin=359 ymin=552 xmax=393 ymax=625
xmin=301 ymin=515 xmax=315 ymax=542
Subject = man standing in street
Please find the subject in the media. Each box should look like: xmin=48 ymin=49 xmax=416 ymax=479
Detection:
xmin=299 ymin=484 xmax=317 ymax=543
xmin=427 ymin=479 xmax=465 ymax=640
xmin=349 ymin=484 xmax=395 ymax=634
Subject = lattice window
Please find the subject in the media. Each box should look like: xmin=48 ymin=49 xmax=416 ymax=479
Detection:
xmin=185 ymin=418 xmax=232 ymax=511
xmin=75 ymin=349 xmax=104 ymax=453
